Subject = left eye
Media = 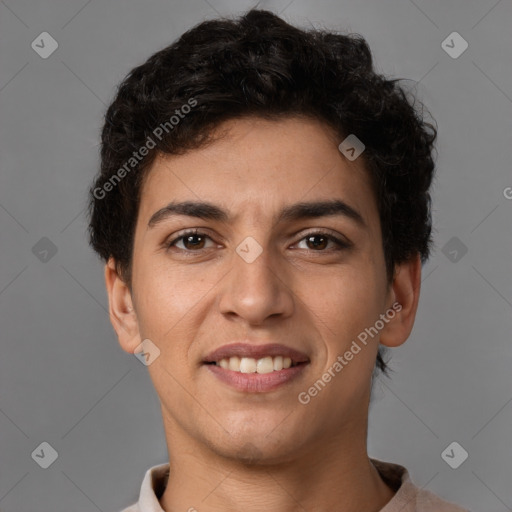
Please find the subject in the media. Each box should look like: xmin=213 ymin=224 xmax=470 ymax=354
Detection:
xmin=165 ymin=230 xmax=349 ymax=252
xmin=295 ymin=232 xmax=349 ymax=251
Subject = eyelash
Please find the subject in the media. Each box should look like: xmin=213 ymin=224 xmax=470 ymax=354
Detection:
xmin=164 ymin=228 xmax=351 ymax=254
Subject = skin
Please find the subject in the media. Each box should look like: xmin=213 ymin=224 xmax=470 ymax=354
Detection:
xmin=105 ymin=116 xmax=421 ymax=512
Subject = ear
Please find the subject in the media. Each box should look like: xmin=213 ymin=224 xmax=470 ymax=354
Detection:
xmin=104 ymin=257 xmax=141 ymax=354
xmin=379 ymin=252 xmax=422 ymax=348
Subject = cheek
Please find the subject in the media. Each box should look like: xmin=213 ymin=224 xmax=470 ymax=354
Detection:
xmin=310 ymin=270 xmax=382 ymax=393
xmin=132 ymin=262 xmax=185 ymax=338
xmin=314 ymin=263 xmax=383 ymax=333
xmin=132 ymin=259 xmax=218 ymax=361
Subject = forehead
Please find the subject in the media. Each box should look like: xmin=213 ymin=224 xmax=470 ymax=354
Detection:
xmin=137 ymin=116 xmax=379 ymax=230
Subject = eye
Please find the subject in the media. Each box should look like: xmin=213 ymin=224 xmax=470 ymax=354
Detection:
xmin=164 ymin=229 xmax=351 ymax=254
xmin=295 ymin=231 xmax=351 ymax=251
xmin=166 ymin=229 xmax=214 ymax=251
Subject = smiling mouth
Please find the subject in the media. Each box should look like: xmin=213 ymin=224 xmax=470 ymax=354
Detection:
xmin=204 ymin=355 xmax=307 ymax=374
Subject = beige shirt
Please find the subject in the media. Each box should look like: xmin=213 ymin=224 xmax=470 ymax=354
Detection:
xmin=120 ymin=458 xmax=468 ymax=511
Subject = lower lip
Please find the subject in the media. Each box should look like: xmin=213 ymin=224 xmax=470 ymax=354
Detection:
xmin=205 ymin=363 xmax=308 ymax=393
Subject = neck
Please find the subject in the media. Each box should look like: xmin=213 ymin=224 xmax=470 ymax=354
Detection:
xmin=159 ymin=418 xmax=395 ymax=512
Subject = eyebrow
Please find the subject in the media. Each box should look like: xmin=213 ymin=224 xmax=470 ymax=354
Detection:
xmin=147 ymin=199 xmax=366 ymax=229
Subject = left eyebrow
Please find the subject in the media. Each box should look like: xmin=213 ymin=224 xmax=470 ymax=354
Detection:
xmin=277 ymin=199 xmax=366 ymax=228
xmin=147 ymin=199 xmax=366 ymax=230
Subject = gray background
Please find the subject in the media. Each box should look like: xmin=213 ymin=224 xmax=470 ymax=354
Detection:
xmin=0 ymin=0 xmax=511 ymax=511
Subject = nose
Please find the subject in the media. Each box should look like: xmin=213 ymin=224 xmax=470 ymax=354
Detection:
xmin=217 ymin=240 xmax=295 ymax=326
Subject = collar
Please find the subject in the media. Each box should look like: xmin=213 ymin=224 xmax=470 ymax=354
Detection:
xmin=125 ymin=457 xmax=466 ymax=511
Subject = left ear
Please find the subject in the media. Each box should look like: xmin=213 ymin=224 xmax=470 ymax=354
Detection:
xmin=379 ymin=252 xmax=422 ymax=348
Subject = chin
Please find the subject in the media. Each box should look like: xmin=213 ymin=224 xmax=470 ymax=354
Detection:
xmin=209 ymin=425 xmax=303 ymax=466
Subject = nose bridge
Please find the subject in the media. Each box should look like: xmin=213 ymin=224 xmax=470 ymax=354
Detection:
xmin=235 ymin=235 xmax=275 ymax=284
xmin=218 ymin=234 xmax=294 ymax=323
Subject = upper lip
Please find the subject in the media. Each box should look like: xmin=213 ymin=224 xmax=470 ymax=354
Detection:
xmin=203 ymin=342 xmax=310 ymax=364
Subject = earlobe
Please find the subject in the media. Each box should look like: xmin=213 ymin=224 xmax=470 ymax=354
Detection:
xmin=104 ymin=258 xmax=141 ymax=353
xmin=379 ymin=253 xmax=422 ymax=348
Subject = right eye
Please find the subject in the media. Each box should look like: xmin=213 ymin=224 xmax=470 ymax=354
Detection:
xmin=166 ymin=229 xmax=215 ymax=252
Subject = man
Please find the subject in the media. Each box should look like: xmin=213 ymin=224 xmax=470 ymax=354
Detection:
xmin=88 ymin=8 xmax=468 ymax=512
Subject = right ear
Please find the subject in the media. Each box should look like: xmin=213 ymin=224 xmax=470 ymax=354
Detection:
xmin=104 ymin=257 xmax=141 ymax=354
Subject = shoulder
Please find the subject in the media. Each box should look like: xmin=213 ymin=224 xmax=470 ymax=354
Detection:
xmin=119 ymin=504 xmax=140 ymax=512
xmin=371 ymin=458 xmax=469 ymax=512
xmin=415 ymin=486 xmax=469 ymax=511
xmin=118 ymin=462 xmax=170 ymax=512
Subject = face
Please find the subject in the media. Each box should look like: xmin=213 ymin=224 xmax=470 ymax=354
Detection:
xmin=109 ymin=116 xmax=413 ymax=464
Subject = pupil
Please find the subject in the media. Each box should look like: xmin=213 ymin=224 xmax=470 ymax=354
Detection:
xmin=186 ymin=235 xmax=203 ymax=249
xmin=308 ymin=235 xmax=326 ymax=250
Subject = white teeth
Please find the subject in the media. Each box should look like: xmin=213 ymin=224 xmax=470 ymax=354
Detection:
xmin=228 ymin=356 xmax=240 ymax=371
xmin=256 ymin=356 xmax=274 ymax=374
xmin=215 ymin=355 xmax=299 ymax=373
xmin=240 ymin=357 xmax=257 ymax=373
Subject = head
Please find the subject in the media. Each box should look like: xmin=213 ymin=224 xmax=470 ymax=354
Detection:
xmin=88 ymin=9 xmax=436 ymax=461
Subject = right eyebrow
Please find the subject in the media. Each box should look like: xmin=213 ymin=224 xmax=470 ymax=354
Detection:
xmin=148 ymin=201 xmax=229 ymax=228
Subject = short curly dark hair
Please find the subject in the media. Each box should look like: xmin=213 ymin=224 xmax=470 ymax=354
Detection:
xmin=88 ymin=8 xmax=437 ymax=377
